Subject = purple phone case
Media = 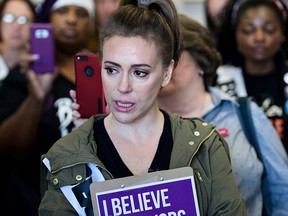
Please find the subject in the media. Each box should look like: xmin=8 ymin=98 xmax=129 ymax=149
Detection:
xmin=30 ymin=23 xmax=55 ymax=73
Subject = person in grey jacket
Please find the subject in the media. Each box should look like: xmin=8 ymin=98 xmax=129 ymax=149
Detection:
xmin=157 ymin=15 xmax=288 ymax=216
xmin=39 ymin=0 xmax=246 ymax=215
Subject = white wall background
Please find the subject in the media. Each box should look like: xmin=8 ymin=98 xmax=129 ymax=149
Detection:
xmin=31 ymin=0 xmax=44 ymax=5
xmin=173 ymin=0 xmax=206 ymax=26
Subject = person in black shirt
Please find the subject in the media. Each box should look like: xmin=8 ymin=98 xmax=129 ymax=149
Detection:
xmin=0 ymin=0 xmax=95 ymax=215
xmin=215 ymin=0 xmax=288 ymax=152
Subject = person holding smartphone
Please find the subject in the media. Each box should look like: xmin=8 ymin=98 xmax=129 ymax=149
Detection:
xmin=70 ymin=13 xmax=288 ymax=216
xmin=39 ymin=0 xmax=246 ymax=215
xmin=0 ymin=0 xmax=95 ymax=215
xmin=0 ymin=0 xmax=37 ymax=215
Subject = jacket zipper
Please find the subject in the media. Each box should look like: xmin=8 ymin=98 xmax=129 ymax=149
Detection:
xmin=188 ymin=128 xmax=216 ymax=182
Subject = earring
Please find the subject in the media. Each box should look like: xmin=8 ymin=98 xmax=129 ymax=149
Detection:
xmin=199 ymin=70 xmax=204 ymax=76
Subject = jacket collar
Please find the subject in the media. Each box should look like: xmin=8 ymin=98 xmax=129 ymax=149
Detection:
xmin=44 ymin=112 xmax=215 ymax=173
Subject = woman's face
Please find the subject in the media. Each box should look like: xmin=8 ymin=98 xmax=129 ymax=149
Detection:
xmin=236 ymin=6 xmax=284 ymax=63
xmin=50 ymin=5 xmax=90 ymax=46
xmin=102 ymin=36 xmax=173 ymax=124
xmin=0 ymin=0 xmax=33 ymax=49
xmin=159 ymin=51 xmax=202 ymax=97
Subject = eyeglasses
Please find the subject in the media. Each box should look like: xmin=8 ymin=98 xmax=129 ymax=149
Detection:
xmin=1 ymin=13 xmax=31 ymax=25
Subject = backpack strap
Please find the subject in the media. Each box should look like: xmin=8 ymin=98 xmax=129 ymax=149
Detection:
xmin=236 ymin=97 xmax=269 ymax=216
xmin=236 ymin=97 xmax=263 ymax=162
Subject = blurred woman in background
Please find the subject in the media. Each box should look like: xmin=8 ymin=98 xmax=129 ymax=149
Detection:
xmin=216 ymin=0 xmax=288 ymax=152
xmin=0 ymin=0 xmax=35 ymax=87
xmin=0 ymin=0 xmax=94 ymax=215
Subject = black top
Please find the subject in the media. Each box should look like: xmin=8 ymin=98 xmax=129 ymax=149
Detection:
xmin=94 ymin=111 xmax=174 ymax=178
xmin=0 ymin=65 xmax=75 ymax=216
xmin=243 ymin=69 xmax=282 ymax=107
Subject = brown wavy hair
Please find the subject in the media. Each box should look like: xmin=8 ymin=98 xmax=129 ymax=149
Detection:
xmin=179 ymin=14 xmax=222 ymax=88
xmin=99 ymin=0 xmax=181 ymax=69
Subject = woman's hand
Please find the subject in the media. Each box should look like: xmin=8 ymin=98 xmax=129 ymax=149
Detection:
xmin=70 ymin=89 xmax=89 ymax=128
xmin=20 ymin=48 xmax=57 ymax=101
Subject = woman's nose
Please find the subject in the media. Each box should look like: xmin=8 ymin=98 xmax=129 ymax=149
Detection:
xmin=254 ymin=29 xmax=265 ymax=42
xmin=66 ymin=11 xmax=77 ymax=24
xmin=117 ymin=73 xmax=132 ymax=94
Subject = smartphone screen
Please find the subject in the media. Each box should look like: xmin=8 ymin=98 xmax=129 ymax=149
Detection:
xmin=30 ymin=23 xmax=55 ymax=73
xmin=75 ymin=53 xmax=105 ymax=117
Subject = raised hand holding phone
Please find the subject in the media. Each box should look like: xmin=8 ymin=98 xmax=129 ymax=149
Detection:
xmin=20 ymin=46 xmax=57 ymax=101
xmin=74 ymin=53 xmax=105 ymax=118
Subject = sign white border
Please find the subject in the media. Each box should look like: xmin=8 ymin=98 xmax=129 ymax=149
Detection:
xmin=94 ymin=176 xmax=200 ymax=216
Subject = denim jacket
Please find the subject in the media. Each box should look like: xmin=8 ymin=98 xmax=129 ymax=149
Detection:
xmin=204 ymin=87 xmax=288 ymax=216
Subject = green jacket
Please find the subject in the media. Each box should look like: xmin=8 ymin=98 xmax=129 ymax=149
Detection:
xmin=39 ymin=112 xmax=246 ymax=215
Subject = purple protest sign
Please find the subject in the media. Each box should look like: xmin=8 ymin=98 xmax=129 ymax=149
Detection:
xmin=94 ymin=177 xmax=199 ymax=216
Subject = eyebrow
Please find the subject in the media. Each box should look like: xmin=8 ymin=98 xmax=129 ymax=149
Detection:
xmin=104 ymin=61 xmax=152 ymax=68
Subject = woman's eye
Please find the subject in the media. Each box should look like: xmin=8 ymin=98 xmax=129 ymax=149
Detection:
xmin=134 ymin=70 xmax=148 ymax=78
xmin=264 ymin=26 xmax=276 ymax=34
xmin=55 ymin=7 xmax=68 ymax=14
xmin=242 ymin=27 xmax=254 ymax=35
xmin=76 ymin=9 xmax=89 ymax=18
xmin=104 ymin=67 xmax=118 ymax=74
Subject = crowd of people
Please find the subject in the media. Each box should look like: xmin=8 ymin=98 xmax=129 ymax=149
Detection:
xmin=0 ymin=0 xmax=288 ymax=215
xmin=0 ymin=0 xmax=95 ymax=215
